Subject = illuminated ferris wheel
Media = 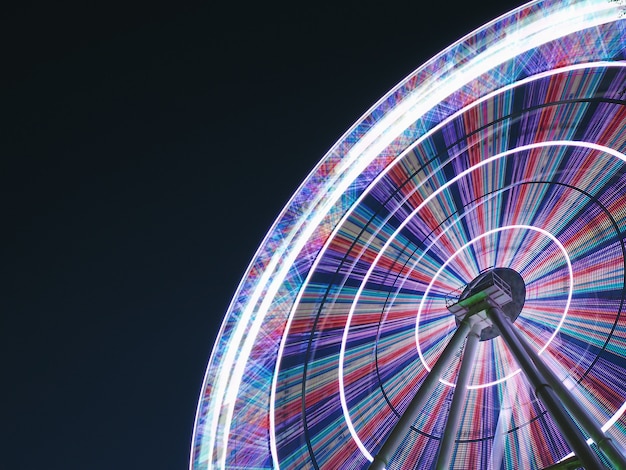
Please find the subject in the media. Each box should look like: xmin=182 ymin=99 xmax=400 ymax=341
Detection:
xmin=191 ymin=1 xmax=626 ymax=468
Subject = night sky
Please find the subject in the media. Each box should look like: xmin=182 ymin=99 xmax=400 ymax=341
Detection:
xmin=4 ymin=1 xmax=523 ymax=468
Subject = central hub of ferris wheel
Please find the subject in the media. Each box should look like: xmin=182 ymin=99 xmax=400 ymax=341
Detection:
xmin=446 ymin=267 xmax=526 ymax=340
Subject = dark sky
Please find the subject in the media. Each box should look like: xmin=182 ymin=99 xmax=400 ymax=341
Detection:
xmin=3 ymin=1 xmax=522 ymax=468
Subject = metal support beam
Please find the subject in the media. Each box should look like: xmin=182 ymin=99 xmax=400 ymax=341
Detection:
xmin=515 ymin=326 xmax=626 ymax=469
xmin=485 ymin=305 xmax=605 ymax=470
xmin=434 ymin=325 xmax=481 ymax=470
xmin=368 ymin=316 xmax=477 ymax=470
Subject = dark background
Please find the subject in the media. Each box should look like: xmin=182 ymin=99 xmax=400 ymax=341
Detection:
xmin=3 ymin=1 xmax=522 ymax=468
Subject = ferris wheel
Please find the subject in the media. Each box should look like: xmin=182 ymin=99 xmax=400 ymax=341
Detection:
xmin=191 ymin=1 xmax=626 ymax=468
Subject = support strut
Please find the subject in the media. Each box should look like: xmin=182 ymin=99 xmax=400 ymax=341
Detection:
xmin=368 ymin=315 xmax=479 ymax=470
xmin=486 ymin=305 xmax=605 ymax=470
xmin=434 ymin=325 xmax=481 ymax=470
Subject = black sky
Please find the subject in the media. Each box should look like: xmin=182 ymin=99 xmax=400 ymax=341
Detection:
xmin=3 ymin=1 xmax=523 ymax=468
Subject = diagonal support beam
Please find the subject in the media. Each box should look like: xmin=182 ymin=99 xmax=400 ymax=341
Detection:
xmin=485 ymin=304 xmax=605 ymax=470
xmin=513 ymin=323 xmax=626 ymax=469
xmin=368 ymin=315 xmax=480 ymax=470
xmin=434 ymin=324 xmax=481 ymax=470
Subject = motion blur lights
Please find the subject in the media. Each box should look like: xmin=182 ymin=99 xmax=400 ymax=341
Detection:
xmin=273 ymin=62 xmax=626 ymax=464
xmin=190 ymin=1 xmax=626 ymax=467
xmin=337 ymin=140 xmax=626 ymax=462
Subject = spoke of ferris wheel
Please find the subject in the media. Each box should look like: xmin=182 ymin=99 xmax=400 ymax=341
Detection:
xmin=368 ymin=314 xmax=482 ymax=470
xmin=506 ymin=306 xmax=626 ymax=470
xmin=485 ymin=305 xmax=606 ymax=470
xmin=433 ymin=324 xmax=481 ymax=470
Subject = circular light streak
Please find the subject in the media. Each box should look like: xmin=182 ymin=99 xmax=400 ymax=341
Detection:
xmin=415 ymin=224 xmax=574 ymax=386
